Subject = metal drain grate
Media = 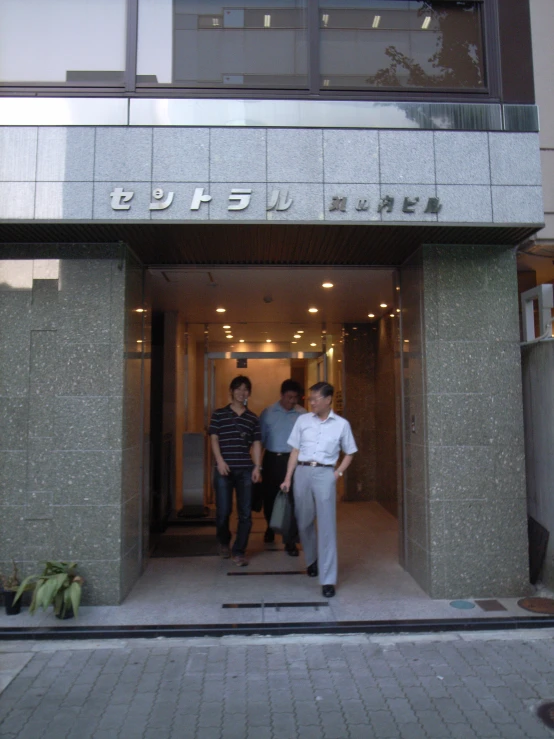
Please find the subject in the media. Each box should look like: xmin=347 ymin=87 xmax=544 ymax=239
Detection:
xmin=518 ymin=597 xmax=554 ymax=615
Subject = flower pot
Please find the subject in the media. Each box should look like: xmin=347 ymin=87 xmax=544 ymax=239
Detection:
xmin=55 ymin=605 xmax=74 ymax=620
xmin=3 ymin=590 xmax=21 ymax=616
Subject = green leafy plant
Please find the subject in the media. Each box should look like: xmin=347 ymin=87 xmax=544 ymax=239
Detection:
xmin=14 ymin=561 xmax=84 ymax=618
xmin=0 ymin=560 xmax=20 ymax=591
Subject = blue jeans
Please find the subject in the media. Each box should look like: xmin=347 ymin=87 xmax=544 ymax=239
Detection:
xmin=214 ymin=467 xmax=253 ymax=555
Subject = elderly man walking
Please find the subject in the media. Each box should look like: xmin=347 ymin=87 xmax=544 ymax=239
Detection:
xmin=280 ymin=382 xmax=357 ymax=597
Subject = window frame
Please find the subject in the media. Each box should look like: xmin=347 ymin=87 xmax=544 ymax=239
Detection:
xmin=0 ymin=0 xmax=502 ymax=102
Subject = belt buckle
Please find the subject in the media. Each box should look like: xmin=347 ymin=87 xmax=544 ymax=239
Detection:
xmin=309 ymin=461 xmax=317 ymax=467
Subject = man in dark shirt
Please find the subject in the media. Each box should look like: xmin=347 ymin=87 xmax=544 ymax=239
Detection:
xmin=209 ymin=375 xmax=262 ymax=566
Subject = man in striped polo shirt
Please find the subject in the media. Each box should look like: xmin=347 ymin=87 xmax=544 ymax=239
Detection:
xmin=209 ymin=375 xmax=262 ymax=566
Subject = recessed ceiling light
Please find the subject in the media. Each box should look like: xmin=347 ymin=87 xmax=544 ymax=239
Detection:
xmin=404 ymin=339 xmax=409 ymax=343
xmin=298 ymin=330 xmax=304 ymax=333
xmin=223 ymin=325 xmax=231 ymax=329
xmin=136 ymin=339 xmax=143 ymax=343
xmin=135 ymin=308 xmax=144 ymax=313
xmin=352 ymin=327 xmax=358 ymax=330
xmin=390 ymin=314 xmax=395 ymax=318
xmin=421 ymin=15 xmax=431 ymax=29
xmin=294 ymin=334 xmax=301 ymax=339
xmin=372 ymin=15 xmax=380 ymax=29
xmin=338 ymin=359 xmax=342 ymax=362
xmin=396 ymin=286 xmax=400 ymax=291
xmin=308 ymin=307 xmax=318 ymax=313
xmin=368 ymin=313 xmax=375 ymax=318
xmin=292 ymin=341 xmax=297 ymax=344
xmin=322 ymin=282 xmax=333 ymax=288
xmin=216 ymin=307 xmax=226 ymax=313
xmin=227 ymin=335 xmax=233 ymax=338
xmin=264 ymin=13 xmax=271 ymax=27
xmin=310 ymin=343 xmax=317 ymax=346
xmin=396 ymin=309 xmax=400 ymax=313
xmin=380 ymin=303 xmax=387 ymax=308
xmin=239 ymin=339 xmax=245 ymax=343
xmin=266 ymin=339 xmax=272 ymax=343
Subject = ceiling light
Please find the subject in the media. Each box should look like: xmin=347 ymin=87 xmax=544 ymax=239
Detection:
xmin=294 ymin=334 xmax=301 ymax=339
xmin=404 ymin=339 xmax=409 ymax=343
xmin=298 ymin=330 xmax=304 ymax=333
xmin=227 ymin=335 xmax=233 ymax=339
xmin=223 ymin=325 xmax=231 ymax=329
xmin=322 ymin=282 xmax=333 ymax=288
xmin=338 ymin=359 xmax=342 ymax=363
xmin=322 ymin=13 xmax=329 ymax=26
xmin=216 ymin=307 xmax=226 ymax=313
xmin=308 ymin=307 xmax=318 ymax=313
xmin=352 ymin=327 xmax=358 ymax=330
xmin=368 ymin=313 xmax=375 ymax=318
xmin=239 ymin=339 xmax=245 ymax=343
xmin=134 ymin=308 xmax=144 ymax=313
xmin=421 ymin=16 xmax=431 ymax=29
xmin=292 ymin=341 xmax=297 ymax=344
xmin=396 ymin=309 xmax=401 ymax=313
xmin=310 ymin=343 xmax=317 ymax=346
xmin=264 ymin=14 xmax=271 ymax=27
xmin=372 ymin=14 xmax=381 ymax=28
xmin=390 ymin=314 xmax=395 ymax=318
xmin=396 ymin=286 xmax=400 ymax=291
xmin=380 ymin=303 xmax=387 ymax=308
xmin=136 ymin=339 xmax=143 ymax=343
xmin=266 ymin=339 xmax=272 ymax=343
xmin=323 ymin=79 xmax=330 ymax=87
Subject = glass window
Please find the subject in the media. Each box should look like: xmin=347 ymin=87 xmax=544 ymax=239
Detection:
xmin=319 ymin=1 xmax=485 ymax=90
xmin=137 ymin=1 xmax=309 ymax=88
xmin=0 ymin=0 xmax=127 ymax=84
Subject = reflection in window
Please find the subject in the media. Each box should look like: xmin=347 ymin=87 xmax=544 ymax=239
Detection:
xmin=0 ymin=0 xmax=127 ymax=84
xmin=319 ymin=1 xmax=485 ymax=90
xmin=137 ymin=1 xmax=308 ymax=88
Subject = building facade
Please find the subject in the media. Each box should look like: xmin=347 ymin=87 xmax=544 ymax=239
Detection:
xmin=0 ymin=0 xmax=543 ymax=605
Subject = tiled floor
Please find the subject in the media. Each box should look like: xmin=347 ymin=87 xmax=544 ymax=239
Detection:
xmin=0 ymin=502 xmax=543 ymax=629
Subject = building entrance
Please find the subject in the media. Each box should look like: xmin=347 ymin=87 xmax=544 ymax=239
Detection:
xmin=145 ymin=265 xmax=408 ymax=607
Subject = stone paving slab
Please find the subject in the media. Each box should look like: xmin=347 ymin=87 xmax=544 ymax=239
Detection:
xmin=2 ymin=630 xmax=554 ymax=738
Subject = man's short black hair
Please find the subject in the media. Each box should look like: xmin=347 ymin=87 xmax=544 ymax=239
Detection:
xmin=310 ymin=381 xmax=334 ymax=398
xmin=230 ymin=375 xmax=252 ymax=393
xmin=280 ymin=379 xmax=303 ymax=396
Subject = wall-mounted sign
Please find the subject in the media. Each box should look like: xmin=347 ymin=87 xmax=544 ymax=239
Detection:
xmin=109 ymin=187 xmax=442 ymax=216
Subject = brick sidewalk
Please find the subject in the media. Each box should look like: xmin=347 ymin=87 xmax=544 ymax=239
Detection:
xmin=1 ymin=631 xmax=554 ymax=738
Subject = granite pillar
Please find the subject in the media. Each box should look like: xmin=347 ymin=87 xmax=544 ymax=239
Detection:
xmin=0 ymin=248 xmax=146 ymax=605
xmin=400 ymin=244 xmax=529 ymax=598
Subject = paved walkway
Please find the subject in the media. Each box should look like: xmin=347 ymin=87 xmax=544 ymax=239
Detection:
xmin=2 ymin=629 xmax=554 ymax=738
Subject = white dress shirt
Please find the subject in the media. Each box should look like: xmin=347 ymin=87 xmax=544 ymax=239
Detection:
xmin=287 ymin=410 xmax=358 ymax=466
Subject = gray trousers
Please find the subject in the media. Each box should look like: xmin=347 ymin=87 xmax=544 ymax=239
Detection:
xmin=293 ymin=465 xmax=337 ymax=586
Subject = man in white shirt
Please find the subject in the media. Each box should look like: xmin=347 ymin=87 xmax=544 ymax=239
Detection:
xmin=281 ymin=381 xmax=357 ymax=598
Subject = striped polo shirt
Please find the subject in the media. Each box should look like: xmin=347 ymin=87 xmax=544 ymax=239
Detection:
xmin=209 ymin=405 xmax=261 ymax=469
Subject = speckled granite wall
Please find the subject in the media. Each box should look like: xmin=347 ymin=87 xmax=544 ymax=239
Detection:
xmin=401 ymin=245 xmax=529 ymax=598
xmin=0 ymin=248 xmax=146 ymax=605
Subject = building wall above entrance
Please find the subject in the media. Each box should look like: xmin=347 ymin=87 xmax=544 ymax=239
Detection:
xmin=0 ymin=127 xmax=543 ymax=228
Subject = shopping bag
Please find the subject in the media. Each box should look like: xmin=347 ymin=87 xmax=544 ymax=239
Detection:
xmin=251 ymin=482 xmax=263 ymax=513
xmin=269 ymin=490 xmax=292 ymax=539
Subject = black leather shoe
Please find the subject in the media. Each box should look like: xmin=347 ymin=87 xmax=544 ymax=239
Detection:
xmin=307 ymin=561 xmax=318 ymax=577
xmin=285 ymin=544 xmax=299 ymax=557
xmin=322 ymin=585 xmax=335 ymax=598
xmin=264 ymin=528 xmax=275 ymax=543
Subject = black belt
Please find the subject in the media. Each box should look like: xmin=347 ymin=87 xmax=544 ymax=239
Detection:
xmin=265 ymin=451 xmax=290 ymax=456
xmin=298 ymin=461 xmax=334 ymax=468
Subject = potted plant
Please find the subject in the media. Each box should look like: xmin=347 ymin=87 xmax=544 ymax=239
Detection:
xmin=14 ymin=561 xmax=84 ymax=619
xmin=1 ymin=560 xmax=21 ymax=615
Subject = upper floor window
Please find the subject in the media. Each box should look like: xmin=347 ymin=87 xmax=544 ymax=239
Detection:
xmin=0 ymin=0 xmax=487 ymax=94
xmin=320 ymin=1 xmax=485 ymax=90
xmin=137 ymin=1 xmax=309 ymax=88
xmin=0 ymin=0 xmax=127 ymax=85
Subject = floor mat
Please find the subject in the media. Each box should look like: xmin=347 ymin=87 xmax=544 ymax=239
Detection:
xmin=151 ymin=534 xmax=219 ymax=558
